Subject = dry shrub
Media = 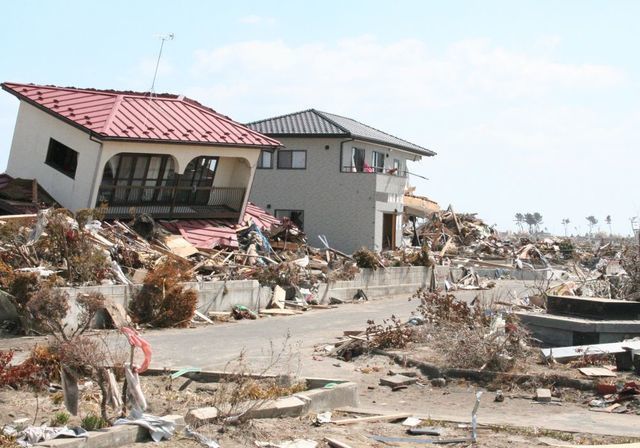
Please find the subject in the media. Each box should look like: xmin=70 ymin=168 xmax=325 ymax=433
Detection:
xmin=353 ymin=248 xmax=380 ymax=270
xmin=365 ymin=315 xmax=414 ymax=350
xmin=413 ymin=288 xmax=533 ymax=372
xmin=0 ymin=350 xmax=48 ymax=390
xmin=33 ymin=209 xmax=110 ymax=284
xmin=204 ymin=335 xmax=302 ymax=426
xmin=129 ymin=259 xmax=197 ymax=327
xmin=251 ymin=262 xmax=302 ymax=288
xmin=619 ymin=247 xmax=640 ymax=301
xmin=26 ymin=286 xmax=104 ymax=341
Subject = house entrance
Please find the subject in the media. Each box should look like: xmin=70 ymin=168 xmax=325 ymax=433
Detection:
xmin=382 ymin=213 xmax=396 ymax=250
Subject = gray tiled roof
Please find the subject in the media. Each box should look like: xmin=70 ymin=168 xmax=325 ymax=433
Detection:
xmin=247 ymin=109 xmax=435 ymax=157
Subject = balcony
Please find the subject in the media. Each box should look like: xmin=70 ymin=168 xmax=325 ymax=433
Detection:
xmin=96 ymin=185 xmax=246 ymax=220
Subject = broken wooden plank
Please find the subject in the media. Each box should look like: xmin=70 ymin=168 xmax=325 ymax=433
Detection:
xmin=259 ymin=308 xmax=303 ymax=316
xmin=578 ymin=367 xmax=616 ymax=378
xmin=270 ymin=285 xmax=286 ymax=309
xmin=193 ymin=310 xmax=214 ymax=324
xmin=163 ymin=234 xmax=199 ymax=258
xmin=324 ymin=437 xmax=353 ymax=448
xmin=332 ymin=412 xmax=411 ymax=425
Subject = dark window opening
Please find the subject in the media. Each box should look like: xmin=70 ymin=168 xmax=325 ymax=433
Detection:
xmin=275 ymin=209 xmax=304 ymax=229
xmin=277 ymin=150 xmax=306 ymax=169
xmin=45 ymin=139 xmax=78 ymax=178
xmin=257 ymin=150 xmax=273 ymax=169
xmin=176 ymin=156 xmax=218 ymax=205
xmin=99 ymin=154 xmax=176 ymax=204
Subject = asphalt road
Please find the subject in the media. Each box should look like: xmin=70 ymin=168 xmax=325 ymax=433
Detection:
xmin=134 ymin=279 xmax=537 ymax=377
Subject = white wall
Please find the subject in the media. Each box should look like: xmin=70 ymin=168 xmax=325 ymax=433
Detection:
xmin=250 ymin=137 xmax=417 ymax=252
xmin=5 ymin=101 xmax=261 ymax=217
xmin=6 ymin=102 xmax=103 ymax=211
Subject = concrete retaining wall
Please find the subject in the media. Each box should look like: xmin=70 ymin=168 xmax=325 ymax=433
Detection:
xmin=0 ymin=266 xmax=432 ymax=326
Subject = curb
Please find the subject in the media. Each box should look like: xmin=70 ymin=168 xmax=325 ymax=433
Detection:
xmin=373 ymin=349 xmax=596 ymax=391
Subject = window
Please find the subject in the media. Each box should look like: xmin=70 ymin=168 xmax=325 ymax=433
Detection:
xmin=372 ymin=151 xmax=385 ymax=173
xmin=101 ymin=154 xmax=176 ymax=204
xmin=277 ymin=150 xmax=306 ymax=169
xmin=275 ymin=209 xmax=304 ymax=229
xmin=392 ymin=159 xmax=401 ymax=175
xmin=342 ymin=147 xmax=366 ymax=172
xmin=257 ymin=150 xmax=273 ymax=169
xmin=45 ymin=139 xmax=78 ymax=178
xmin=176 ymin=156 xmax=218 ymax=205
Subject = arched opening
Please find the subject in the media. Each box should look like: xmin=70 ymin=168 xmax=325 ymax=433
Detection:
xmin=96 ymin=153 xmax=177 ymax=205
xmin=175 ymin=156 xmax=218 ymax=205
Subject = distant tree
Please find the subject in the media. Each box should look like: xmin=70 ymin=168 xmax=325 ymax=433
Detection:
xmin=533 ymin=212 xmax=544 ymax=234
xmin=514 ymin=213 xmax=524 ymax=233
xmin=586 ymin=216 xmax=598 ymax=235
xmin=561 ymin=218 xmax=571 ymax=237
xmin=605 ymin=215 xmax=612 ymax=236
xmin=524 ymin=213 xmax=536 ymax=234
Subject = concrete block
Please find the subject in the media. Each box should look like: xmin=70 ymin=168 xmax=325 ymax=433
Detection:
xmin=536 ymin=388 xmax=552 ymax=402
xmin=185 ymin=407 xmax=219 ymax=426
xmin=37 ymin=414 xmax=184 ymax=448
xmin=380 ymin=375 xmax=417 ymax=388
xmin=295 ymin=382 xmax=359 ymax=412
xmin=246 ymin=396 xmax=307 ymax=419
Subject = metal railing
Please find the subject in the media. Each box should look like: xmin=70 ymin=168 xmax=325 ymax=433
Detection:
xmin=340 ymin=165 xmax=407 ymax=177
xmin=96 ymin=184 xmax=246 ymax=218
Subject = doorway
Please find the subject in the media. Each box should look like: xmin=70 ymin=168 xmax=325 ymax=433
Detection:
xmin=382 ymin=213 xmax=396 ymax=250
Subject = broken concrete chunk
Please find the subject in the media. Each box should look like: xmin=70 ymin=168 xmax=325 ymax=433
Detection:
xmin=185 ymin=406 xmax=219 ymax=425
xmin=535 ymin=388 xmax=552 ymax=402
xmin=430 ymin=377 xmax=446 ymax=387
xmin=270 ymin=285 xmax=286 ymax=309
xmin=379 ymin=375 xmax=417 ymax=388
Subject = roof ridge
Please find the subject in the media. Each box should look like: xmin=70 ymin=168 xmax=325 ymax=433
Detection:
xmin=245 ymin=108 xmax=318 ymax=125
xmin=311 ymin=109 xmax=350 ymax=134
xmin=101 ymin=94 xmax=124 ymax=134
xmin=318 ymin=109 xmax=432 ymax=153
xmin=2 ymin=82 xmax=184 ymax=100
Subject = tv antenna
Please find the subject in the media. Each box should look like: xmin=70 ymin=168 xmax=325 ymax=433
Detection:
xmin=150 ymin=33 xmax=174 ymax=93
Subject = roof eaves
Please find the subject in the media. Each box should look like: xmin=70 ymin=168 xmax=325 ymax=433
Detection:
xmin=352 ymin=135 xmax=436 ymax=157
xmin=2 ymin=83 xmax=96 ymax=137
xmin=99 ymin=135 xmax=282 ymax=149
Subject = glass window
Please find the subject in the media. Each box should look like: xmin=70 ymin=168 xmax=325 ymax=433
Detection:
xmin=45 ymin=139 xmax=78 ymax=178
xmin=392 ymin=159 xmax=401 ymax=175
xmin=277 ymin=150 xmax=306 ymax=169
xmin=257 ymin=150 xmax=272 ymax=169
xmin=99 ymin=154 xmax=176 ymax=204
xmin=352 ymin=148 xmax=365 ymax=172
xmin=275 ymin=209 xmax=304 ymax=229
xmin=372 ymin=151 xmax=385 ymax=173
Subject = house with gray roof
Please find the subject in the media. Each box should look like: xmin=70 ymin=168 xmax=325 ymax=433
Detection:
xmin=247 ymin=109 xmax=435 ymax=252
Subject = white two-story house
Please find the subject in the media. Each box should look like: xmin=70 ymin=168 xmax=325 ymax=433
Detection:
xmin=247 ymin=109 xmax=435 ymax=253
xmin=2 ymin=82 xmax=280 ymax=223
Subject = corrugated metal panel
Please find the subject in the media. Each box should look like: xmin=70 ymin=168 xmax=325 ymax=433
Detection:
xmin=2 ymin=82 xmax=281 ymax=148
xmin=159 ymin=202 xmax=282 ymax=249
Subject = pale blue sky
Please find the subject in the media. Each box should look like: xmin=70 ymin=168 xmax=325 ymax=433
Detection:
xmin=1 ymin=1 xmax=638 ymax=235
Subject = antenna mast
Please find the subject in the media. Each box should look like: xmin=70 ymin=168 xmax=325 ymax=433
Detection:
xmin=150 ymin=33 xmax=174 ymax=94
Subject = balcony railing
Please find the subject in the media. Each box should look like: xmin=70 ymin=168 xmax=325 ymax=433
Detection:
xmin=96 ymin=185 xmax=246 ymax=220
xmin=340 ymin=166 xmax=407 ymax=177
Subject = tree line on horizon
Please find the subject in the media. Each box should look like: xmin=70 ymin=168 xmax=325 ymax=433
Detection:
xmin=514 ymin=213 xmax=619 ymax=236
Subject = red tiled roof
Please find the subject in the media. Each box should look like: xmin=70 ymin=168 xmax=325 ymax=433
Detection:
xmin=160 ymin=203 xmax=282 ymax=249
xmin=2 ymin=82 xmax=281 ymax=148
